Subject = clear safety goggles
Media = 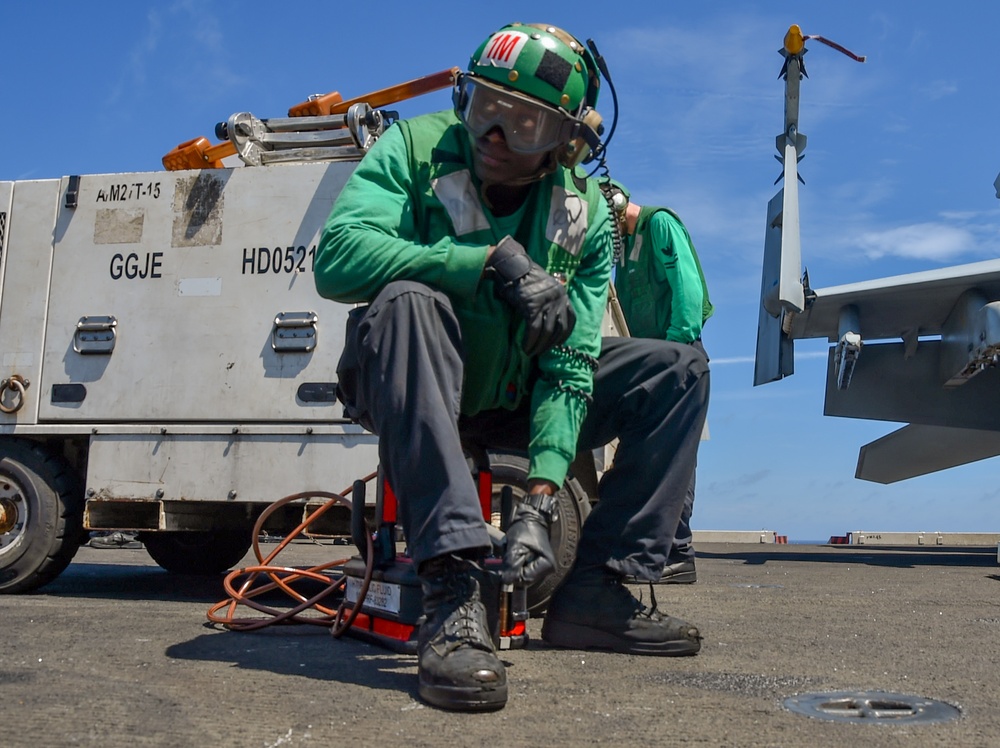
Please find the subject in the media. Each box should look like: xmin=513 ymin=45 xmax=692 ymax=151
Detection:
xmin=455 ymin=75 xmax=576 ymax=154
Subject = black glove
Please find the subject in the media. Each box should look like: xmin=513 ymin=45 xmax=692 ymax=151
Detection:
xmin=486 ymin=236 xmax=577 ymax=357
xmin=502 ymin=501 xmax=556 ymax=586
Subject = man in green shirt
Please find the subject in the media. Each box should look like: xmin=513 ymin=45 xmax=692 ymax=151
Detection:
xmin=315 ymin=23 xmax=709 ymax=712
xmin=605 ymin=180 xmax=713 ymax=585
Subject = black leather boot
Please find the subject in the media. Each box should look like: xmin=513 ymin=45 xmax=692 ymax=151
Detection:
xmin=417 ymin=554 xmax=507 ymax=711
xmin=625 ymin=557 xmax=697 ymax=585
xmin=541 ymin=564 xmax=702 ymax=656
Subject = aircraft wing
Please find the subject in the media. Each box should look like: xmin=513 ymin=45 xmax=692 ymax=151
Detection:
xmin=762 ymin=261 xmax=1000 ymax=483
xmin=787 ymin=259 xmax=1000 ymax=342
xmin=855 ymin=423 xmax=1000 ymax=484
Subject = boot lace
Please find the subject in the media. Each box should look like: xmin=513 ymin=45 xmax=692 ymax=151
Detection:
xmin=422 ymin=560 xmax=495 ymax=656
xmin=432 ymin=598 xmax=494 ymax=656
xmin=619 ymin=579 xmax=663 ymax=622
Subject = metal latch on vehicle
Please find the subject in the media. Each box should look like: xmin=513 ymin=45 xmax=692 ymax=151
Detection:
xmin=216 ymin=102 xmax=390 ymax=167
xmin=272 ymin=312 xmax=318 ymax=353
xmin=74 ymin=315 xmax=117 ymax=355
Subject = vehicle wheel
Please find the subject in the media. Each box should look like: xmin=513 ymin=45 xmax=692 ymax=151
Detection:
xmin=140 ymin=526 xmax=253 ymax=575
xmin=0 ymin=439 xmax=83 ymax=593
xmin=487 ymin=451 xmax=591 ymax=616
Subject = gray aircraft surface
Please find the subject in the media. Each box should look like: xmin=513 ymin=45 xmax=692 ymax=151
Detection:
xmin=755 ymin=26 xmax=1000 ymax=484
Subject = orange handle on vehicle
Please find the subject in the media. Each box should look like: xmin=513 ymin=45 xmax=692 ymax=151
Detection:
xmin=286 ymin=91 xmax=345 ymax=118
xmin=162 ymin=136 xmax=233 ymax=171
xmin=289 ymin=67 xmax=460 ymax=116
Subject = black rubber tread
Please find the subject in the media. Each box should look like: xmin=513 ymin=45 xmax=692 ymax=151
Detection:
xmin=140 ymin=526 xmax=253 ymax=575
xmin=487 ymin=451 xmax=590 ymax=616
xmin=418 ymin=680 xmax=508 ymax=712
xmin=540 ymin=617 xmax=702 ymax=656
xmin=0 ymin=439 xmax=84 ymax=594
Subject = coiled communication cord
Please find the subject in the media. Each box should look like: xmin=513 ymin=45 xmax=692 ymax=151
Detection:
xmin=207 ymin=472 xmax=378 ymax=636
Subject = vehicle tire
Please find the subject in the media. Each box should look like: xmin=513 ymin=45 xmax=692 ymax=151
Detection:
xmin=0 ymin=439 xmax=84 ymax=594
xmin=487 ymin=451 xmax=591 ymax=616
xmin=140 ymin=526 xmax=253 ymax=575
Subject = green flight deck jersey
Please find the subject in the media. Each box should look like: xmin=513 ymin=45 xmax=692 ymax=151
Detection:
xmin=315 ymin=110 xmax=612 ymax=487
xmin=614 ymin=206 xmax=713 ymax=343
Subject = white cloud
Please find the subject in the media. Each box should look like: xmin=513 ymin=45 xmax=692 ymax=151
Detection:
xmin=856 ymin=222 xmax=976 ymax=260
xmin=108 ymin=2 xmax=244 ymax=110
xmin=710 ymin=350 xmax=828 ymax=366
xmin=939 ymin=210 xmax=980 ymax=221
xmin=823 ymin=176 xmax=898 ymax=212
xmin=108 ymin=9 xmax=161 ymax=103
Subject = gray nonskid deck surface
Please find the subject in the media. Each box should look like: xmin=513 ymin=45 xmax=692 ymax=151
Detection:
xmin=4 ymin=542 xmax=997 ymax=747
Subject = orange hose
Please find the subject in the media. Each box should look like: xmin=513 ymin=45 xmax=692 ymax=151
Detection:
xmin=207 ymin=473 xmax=378 ymax=635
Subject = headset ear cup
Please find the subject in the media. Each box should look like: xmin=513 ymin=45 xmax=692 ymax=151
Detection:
xmin=558 ymin=108 xmax=604 ymax=168
xmin=582 ymin=108 xmax=603 ymax=140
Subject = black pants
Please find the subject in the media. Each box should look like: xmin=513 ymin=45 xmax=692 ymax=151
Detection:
xmin=672 ymin=338 xmax=708 ymax=562
xmin=336 ymin=281 xmax=710 ymax=582
xmin=672 ymin=468 xmax=696 ymax=561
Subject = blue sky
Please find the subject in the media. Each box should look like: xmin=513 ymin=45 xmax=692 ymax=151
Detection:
xmin=5 ymin=2 xmax=1000 ymax=540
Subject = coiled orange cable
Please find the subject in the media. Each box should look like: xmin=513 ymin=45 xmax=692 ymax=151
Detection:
xmin=207 ymin=473 xmax=378 ymax=635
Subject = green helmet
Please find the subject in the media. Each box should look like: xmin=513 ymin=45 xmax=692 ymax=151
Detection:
xmin=467 ymin=23 xmax=599 ymax=115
